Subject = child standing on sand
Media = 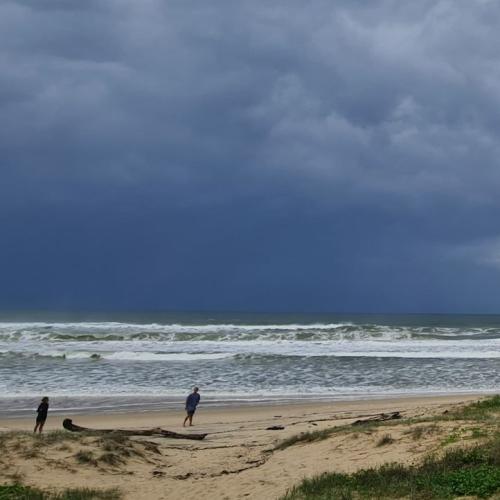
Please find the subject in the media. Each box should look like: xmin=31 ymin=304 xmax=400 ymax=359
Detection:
xmin=34 ymin=397 xmax=49 ymax=433
xmin=183 ymin=387 xmax=200 ymax=427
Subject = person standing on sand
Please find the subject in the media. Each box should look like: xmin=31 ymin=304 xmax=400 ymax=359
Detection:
xmin=183 ymin=387 xmax=200 ymax=427
xmin=34 ymin=396 xmax=49 ymax=433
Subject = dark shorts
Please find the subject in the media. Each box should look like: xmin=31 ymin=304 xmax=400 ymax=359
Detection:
xmin=186 ymin=409 xmax=196 ymax=417
xmin=36 ymin=416 xmax=46 ymax=424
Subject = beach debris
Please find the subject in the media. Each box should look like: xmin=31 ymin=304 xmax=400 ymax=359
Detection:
xmin=351 ymin=412 xmax=401 ymax=426
xmin=266 ymin=425 xmax=285 ymax=430
xmin=174 ymin=472 xmax=192 ymax=479
xmin=62 ymin=419 xmax=207 ymax=440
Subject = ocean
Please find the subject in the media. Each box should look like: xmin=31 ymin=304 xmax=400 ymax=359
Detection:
xmin=1 ymin=312 xmax=499 ymax=416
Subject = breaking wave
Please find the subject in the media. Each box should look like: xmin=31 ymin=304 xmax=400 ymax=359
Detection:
xmin=2 ymin=321 xmax=500 ymax=342
xmin=0 ymin=350 xmax=234 ymax=361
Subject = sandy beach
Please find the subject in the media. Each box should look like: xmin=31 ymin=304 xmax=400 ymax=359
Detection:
xmin=0 ymin=394 xmax=487 ymax=499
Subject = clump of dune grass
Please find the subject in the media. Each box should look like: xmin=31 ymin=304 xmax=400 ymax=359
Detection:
xmin=282 ymin=436 xmax=500 ymax=499
xmin=376 ymin=434 xmax=395 ymax=447
xmin=0 ymin=429 xmax=154 ymax=473
xmin=141 ymin=441 xmax=161 ymax=455
xmin=275 ymin=428 xmax=342 ymax=451
xmin=74 ymin=450 xmax=97 ymax=466
xmin=278 ymin=395 xmax=500 ymax=451
xmin=406 ymin=426 xmax=424 ymax=441
xmin=54 ymin=488 xmax=120 ymax=500
xmin=98 ymin=452 xmax=126 ymax=466
xmin=99 ymin=435 xmax=131 ymax=453
xmin=445 ymin=395 xmax=500 ymax=422
xmin=97 ymin=434 xmax=146 ymax=461
xmin=0 ymin=432 xmax=32 ymax=455
xmin=0 ymin=484 xmax=121 ymax=499
xmin=34 ymin=431 xmax=83 ymax=445
xmin=471 ymin=427 xmax=490 ymax=439
xmin=21 ymin=446 xmax=41 ymax=459
xmin=403 ymin=423 xmax=440 ymax=441
xmin=56 ymin=444 xmax=72 ymax=452
xmin=4 ymin=470 xmax=24 ymax=484
xmin=0 ymin=431 xmax=83 ymax=451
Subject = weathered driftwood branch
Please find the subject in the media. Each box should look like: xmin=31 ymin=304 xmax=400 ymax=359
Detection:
xmin=62 ymin=418 xmax=207 ymax=440
xmin=351 ymin=411 xmax=401 ymax=426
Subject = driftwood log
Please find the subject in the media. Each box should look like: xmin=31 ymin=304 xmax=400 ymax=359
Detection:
xmin=62 ymin=418 xmax=207 ymax=440
xmin=351 ymin=411 xmax=401 ymax=426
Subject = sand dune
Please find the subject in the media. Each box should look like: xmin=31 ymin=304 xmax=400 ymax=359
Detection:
xmin=0 ymin=395 xmax=486 ymax=499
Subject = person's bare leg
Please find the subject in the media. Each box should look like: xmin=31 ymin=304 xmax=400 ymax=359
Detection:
xmin=183 ymin=415 xmax=189 ymax=427
xmin=34 ymin=423 xmax=39 ymax=433
xmin=188 ymin=415 xmax=193 ymax=426
xmin=38 ymin=422 xmax=44 ymax=434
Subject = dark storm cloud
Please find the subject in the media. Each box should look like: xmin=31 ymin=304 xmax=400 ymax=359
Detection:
xmin=1 ymin=0 xmax=500 ymax=312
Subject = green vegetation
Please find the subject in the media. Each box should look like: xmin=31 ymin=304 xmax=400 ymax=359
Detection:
xmin=403 ymin=423 xmax=439 ymax=441
xmin=98 ymin=453 xmax=125 ymax=466
xmin=277 ymin=395 xmax=500 ymax=452
xmin=281 ymin=396 xmax=500 ymax=499
xmin=74 ymin=451 xmax=96 ymax=466
xmin=275 ymin=427 xmax=345 ymax=451
xmin=376 ymin=434 xmax=394 ymax=447
xmin=440 ymin=425 xmax=495 ymax=447
xmin=472 ymin=427 xmax=490 ymax=439
xmin=99 ymin=435 xmax=132 ymax=455
xmin=449 ymin=395 xmax=500 ymax=421
xmin=97 ymin=434 xmax=145 ymax=461
xmin=20 ymin=448 xmax=40 ymax=460
xmin=282 ymin=437 xmax=500 ymax=499
xmin=1 ymin=431 xmax=81 ymax=451
xmin=0 ymin=484 xmax=120 ymax=500
xmin=0 ymin=432 xmax=24 ymax=449
xmin=440 ymin=431 xmax=461 ymax=447
xmin=33 ymin=432 xmax=82 ymax=445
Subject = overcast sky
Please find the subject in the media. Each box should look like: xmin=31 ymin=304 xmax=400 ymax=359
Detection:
xmin=1 ymin=0 xmax=500 ymax=314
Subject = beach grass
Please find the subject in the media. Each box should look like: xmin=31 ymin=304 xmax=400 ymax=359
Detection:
xmin=98 ymin=452 xmax=126 ymax=466
xmin=0 ymin=431 xmax=82 ymax=449
xmin=277 ymin=395 xmax=500 ymax=451
xmin=402 ymin=423 xmax=439 ymax=441
xmin=275 ymin=427 xmax=343 ymax=451
xmin=0 ymin=484 xmax=120 ymax=500
xmin=33 ymin=432 xmax=83 ymax=444
xmin=74 ymin=451 xmax=97 ymax=466
xmin=449 ymin=394 xmax=500 ymax=421
xmin=281 ymin=395 xmax=500 ymax=498
xmin=376 ymin=433 xmax=395 ymax=447
xmin=282 ymin=436 xmax=500 ymax=499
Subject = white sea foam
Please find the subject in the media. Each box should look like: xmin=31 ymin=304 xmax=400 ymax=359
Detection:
xmin=2 ymin=336 xmax=500 ymax=360
xmin=2 ymin=317 xmax=500 ymax=412
xmin=2 ymin=321 xmax=499 ymax=345
xmin=101 ymin=351 xmax=232 ymax=361
xmin=0 ymin=321 xmax=352 ymax=332
xmin=0 ymin=350 xmax=234 ymax=361
xmin=2 ymin=322 xmax=500 ymax=366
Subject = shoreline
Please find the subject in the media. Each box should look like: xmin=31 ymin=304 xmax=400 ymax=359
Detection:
xmin=0 ymin=389 xmax=496 ymax=419
xmin=0 ymin=392 xmax=487 ymax=431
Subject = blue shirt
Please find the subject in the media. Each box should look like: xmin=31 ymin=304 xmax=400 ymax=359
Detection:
xmin=186 ymin=392 xmax=200 ymax=411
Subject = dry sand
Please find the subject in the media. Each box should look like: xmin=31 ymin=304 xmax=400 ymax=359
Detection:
xmin=0 ymin=394 xmax=486 ymax=499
